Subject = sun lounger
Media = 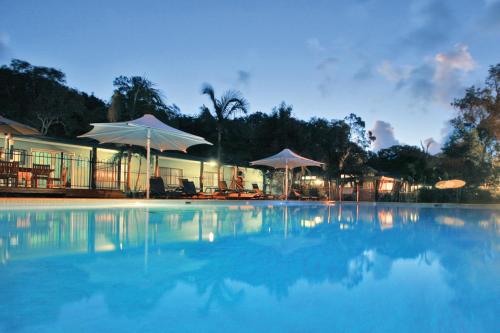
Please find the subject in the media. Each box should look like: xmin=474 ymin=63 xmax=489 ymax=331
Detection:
xmin=180 ymin=179 xmax=213 ymax=199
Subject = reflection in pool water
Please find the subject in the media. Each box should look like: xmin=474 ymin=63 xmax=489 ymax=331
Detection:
xmin=0 ymin=203 xmax=499 ymax=332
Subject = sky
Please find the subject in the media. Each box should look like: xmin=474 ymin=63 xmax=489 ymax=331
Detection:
xmin=1 ymin=0 xmax=499 ymax=153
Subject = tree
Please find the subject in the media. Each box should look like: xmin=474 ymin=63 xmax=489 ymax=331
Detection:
xmin=107 ymin=91 xmax=123 ymax=122
xmin=201 ymin=84 xmax=249 ymax=183
xmin=112 ymin=76 xmax=176 ymax=121
xmin=369 ymin=145 xmax=434 ymax=184
xmin=443 ymin=63 xmax=500 ymax=187
xmin=0 ymin=59 xmax=106 ymax=136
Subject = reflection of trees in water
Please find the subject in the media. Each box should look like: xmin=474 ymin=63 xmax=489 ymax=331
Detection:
xmin=0 ymin=205 xmax=498 ymax=329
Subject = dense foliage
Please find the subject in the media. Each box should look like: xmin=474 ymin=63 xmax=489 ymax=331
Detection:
xmin=0 ymin=59 xmax=498 ymax=198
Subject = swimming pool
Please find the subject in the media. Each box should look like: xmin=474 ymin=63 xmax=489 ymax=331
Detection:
xmin=0 ymin=200 xmax=499 ymax=332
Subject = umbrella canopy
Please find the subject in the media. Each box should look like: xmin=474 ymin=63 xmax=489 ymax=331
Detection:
xmin=250 ymin=149 xmax=324 ymax=199
xmin=435 ymin=179 xmax=466 ymax=189
xmin=79 ymin=114 xmax=212 ymax=198
xmin=0 ymin=115 xmax=40 ymax=135
xmin=79 ymin=114 xmax=211 ymax=152
xmin=250 ymin=149 xmax=323 ymax=169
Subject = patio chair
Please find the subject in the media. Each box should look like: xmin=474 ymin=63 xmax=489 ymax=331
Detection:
xmin=31 ymin=164 xmax=52 ymax=188
xmin=0 ymin=161 xmax=19 ymax=187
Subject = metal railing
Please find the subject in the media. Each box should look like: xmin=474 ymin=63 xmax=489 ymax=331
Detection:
xmin=0 ymin=149 xmax=120 ymax=191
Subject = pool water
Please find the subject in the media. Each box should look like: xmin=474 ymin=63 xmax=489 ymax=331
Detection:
xmin=0 ymin=202 xmax=499 ymax=332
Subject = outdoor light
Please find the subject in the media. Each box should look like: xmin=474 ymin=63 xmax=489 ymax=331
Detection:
xmin=208 ymin=160 xmax=218 ymax=167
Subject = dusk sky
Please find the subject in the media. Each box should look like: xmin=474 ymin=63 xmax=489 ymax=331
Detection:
xmin=1 ymin=0 xmax=499 ymax=152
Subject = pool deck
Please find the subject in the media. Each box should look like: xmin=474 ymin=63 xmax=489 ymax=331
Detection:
xmin=0 ymin=197 xmax=498 ymax=210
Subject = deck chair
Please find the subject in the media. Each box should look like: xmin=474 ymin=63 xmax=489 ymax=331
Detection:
xmin=150 ymin=177 xmax=167 ymax=198
xmin=180 ymin=179 xmax=213 ymax=199
xmin=251 ymin=183 xmax=272 ymax=199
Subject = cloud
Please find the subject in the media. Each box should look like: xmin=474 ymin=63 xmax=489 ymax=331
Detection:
xmin=236 ymin=70 xmax=251 ymax=87
xmin=377 ymin=61 xmax=412 ymax=82
xmin=422 ymin=137 xmax=441 ymax=154
xmin=306 ymin=38 xmax=326 ymax=53
xmin=315 ymin=57 xmax=338 ymax=97
xmin=402 ymin=0 xmax=455 ymax=51
xmin=371 ymin=120 xmax=400 ymax=151
xmin=483 ymin=0 xmax=500 ymax=30
xmin=378 ymin=44 xmax=476 ymax=104
xmin=353 ymin=62 xmax=374 ymax=81
xmin=316 ymin=57 xmax=337 ymax=71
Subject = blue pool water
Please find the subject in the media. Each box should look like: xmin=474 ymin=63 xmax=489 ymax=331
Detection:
xmin=0 ymin=201 xmax=499 ymax=333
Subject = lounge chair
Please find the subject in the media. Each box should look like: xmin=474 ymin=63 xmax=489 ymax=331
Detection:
xmin=290 ymin=188 xmax=320 ymax=201
xmin=211 ymin=180 xmax=259 ymax=199
xmin=180 ymin=179 xmax=213 ymax=199
xmin=251 ymin=183 xmax=273 ymax=199
xmin=150 ymin=177 xmax=167 ymax=198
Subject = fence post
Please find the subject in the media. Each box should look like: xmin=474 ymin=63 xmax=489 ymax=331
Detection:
xmin=116 ymin=155 xmax=122 ymax=190
xmin=60 ymin=152 xmax=64 ymax=188
xmin=90 ymin=147 xmax=97 ymax=190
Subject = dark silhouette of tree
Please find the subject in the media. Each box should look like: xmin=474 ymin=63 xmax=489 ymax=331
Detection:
xmin=201 ymin=84 xmax=249 ymax=183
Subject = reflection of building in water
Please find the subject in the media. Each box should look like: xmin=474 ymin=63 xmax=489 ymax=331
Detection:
xmin=0 ymin=206 xmax=267 ymax=263
xmin=435 ymin=216 xmax=465 ymax=227
xmin=378 ymin=209 xmax=394 ymax=230
xmin=300 ymin=216 xmax=323 ymax=228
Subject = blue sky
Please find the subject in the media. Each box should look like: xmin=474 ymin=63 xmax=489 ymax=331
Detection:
xmin=1 ymin=0 xmax=499 ymax=152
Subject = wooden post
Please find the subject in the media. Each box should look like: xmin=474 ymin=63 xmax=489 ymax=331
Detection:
xmin=356 ymin=183 xmax=360 ymax=202
xmin=199 ymin=161 xmax=204 ymax=192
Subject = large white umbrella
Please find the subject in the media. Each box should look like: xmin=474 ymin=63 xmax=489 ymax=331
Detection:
xmin=250 ymin=148 xmax=324 ymax=199
xmin=79 ymin=114 xmax=212 ymax=198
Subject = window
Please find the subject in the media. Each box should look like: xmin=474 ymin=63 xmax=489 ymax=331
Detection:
xmin=203 ymin=171 xmax=217 ymax=187
xmin=159 ymin=167 xmax=183 ymax=186
xmin=11 ymin=149 xmax=28 ymax=166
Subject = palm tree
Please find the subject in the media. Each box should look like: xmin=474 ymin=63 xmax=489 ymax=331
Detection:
xmin=201 ymin=84 xmax=249 ymax=183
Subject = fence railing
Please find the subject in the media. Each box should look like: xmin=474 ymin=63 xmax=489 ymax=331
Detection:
xmin=0 ymin=149 xmax=215 ymax=193
xmin=0 ymin=149 xmax=121 ymax=191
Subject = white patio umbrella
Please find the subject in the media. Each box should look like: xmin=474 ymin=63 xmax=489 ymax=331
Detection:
xmin=79 ymin=114 xmax=212 ymax=198
xmin=250 ymin=148 xmax=324 ymax=199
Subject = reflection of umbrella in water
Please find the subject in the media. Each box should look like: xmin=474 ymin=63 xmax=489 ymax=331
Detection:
xmin=435 ymin=179 xmax=466 ymax=189
xmin=435 ymin=216 xmax=465 ymax=227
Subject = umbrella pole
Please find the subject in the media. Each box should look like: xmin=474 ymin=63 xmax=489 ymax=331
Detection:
xmin=285 ymin=164 xmax=288 ymax=200
xmin=146 ymin=129 xmax=151 ymax=199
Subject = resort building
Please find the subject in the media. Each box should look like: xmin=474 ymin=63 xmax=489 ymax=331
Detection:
xmin=0 ymin=133 xmax=264 ymax=197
